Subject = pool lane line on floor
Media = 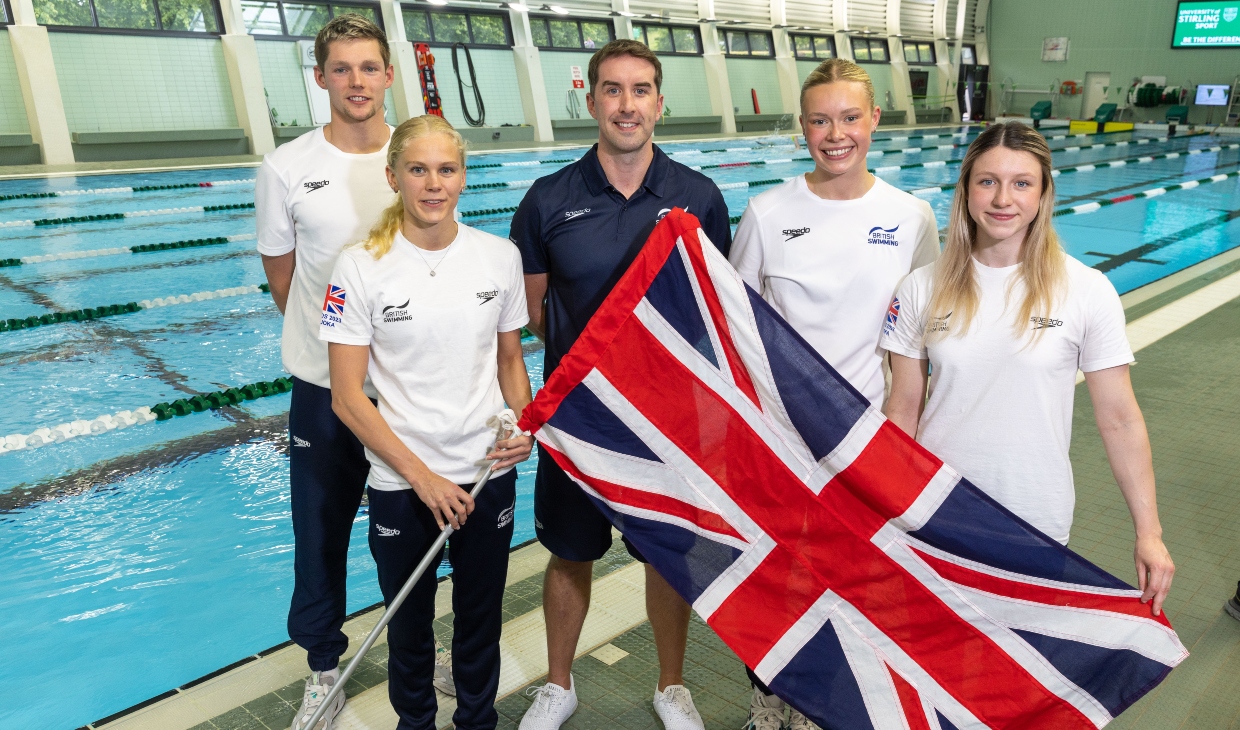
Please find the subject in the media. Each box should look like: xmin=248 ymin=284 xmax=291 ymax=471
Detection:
xmin=0 ymin=376 xmax=293 ymax=454
xmin=1088 ymin=208 xmax=1240 ymax=273
xmin=0 ymin=282 xmax=269 ymax=333
xmin=0 ymin=233 xmax=255 ymax=268
xmin=0 ymin=179 xmax=252 ymax=203
xmin=0 ymin=202 xmax=254 ymax=228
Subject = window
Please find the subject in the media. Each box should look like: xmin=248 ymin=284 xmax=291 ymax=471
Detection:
xmin=902 ymin=40 xmax=935 ymax=64
xmin=790 ymin=33 xmax=834 ymax=60
xmin=34 ymin=0 xmax=220 ymax=31
xmin=850 ymin=36 xmax=888 ymax=63
xmin=722 ymin=29 xmax=773 ymax=57
xmin=960 ymin=44 xmax=976 ymax=65
xmin=241 ymin=0 xmax=378 ymax=37
xmin=528 ymin=16 xmax=613 ymax=50
xmin=402 ymin=8 xmax=511 ymax=47
xmin=1 ymin=0 xmax=9 ymax=23
xmin=631 ymin=22 xmax=700 ymax=54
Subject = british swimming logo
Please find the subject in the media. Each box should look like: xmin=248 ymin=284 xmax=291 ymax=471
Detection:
xmin=498 ymin=500 xmax=515 ymax=528
xmin=867 ymin=225 xmax=900 ymax=246
xmin=657 ymin=207 xmax=689 ymax=223
xmin=303 ymin=180 xmax=330 ymax=193
xmin=883 ymin=297 xmax=900 ymax=336
xmin=382 ymin=299 xmax=411 ymax=323
xmin=783 ymin=227 xmax=810 ymax=241
xmin=320 ymin=284 xmax=346 ymax=328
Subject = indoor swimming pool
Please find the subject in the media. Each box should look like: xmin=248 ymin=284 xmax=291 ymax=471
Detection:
xmin=3 ymin=123 xmax=1239 ymax=729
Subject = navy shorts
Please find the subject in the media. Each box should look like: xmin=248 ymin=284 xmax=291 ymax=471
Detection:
xmin=533 ymin=445 xmax=645 ymax=563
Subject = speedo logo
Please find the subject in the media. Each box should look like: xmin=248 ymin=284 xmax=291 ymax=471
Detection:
xmin=564 ymin=208 xmax=591 ymax=220
xmin=292 ymin=435 xmax=311 ymax=448
xmin=867 ymin=225 xmax=899 ymax=246
xmin=497 ymin=501 xmax=515 ymax=529
xmin=1030 ymin=316 xmax=1064 ymax=329
xmin=303 ymin=180 xmax=330 ymax=193
xmin=477 ymin=290 xmax=498 ymax=305
xmin=783 ymin=227 xmax=810 ymax=241
xmin=382 ymin=299 xmax=411 ymax=323
xmin=375 ymin=525 xmax=400 ymax=537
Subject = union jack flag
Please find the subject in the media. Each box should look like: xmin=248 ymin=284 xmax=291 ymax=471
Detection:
xmin=518 ymin=209 xmax=1186 ymax=729
xmin=322 ymin=284 xmax=347 ymax=315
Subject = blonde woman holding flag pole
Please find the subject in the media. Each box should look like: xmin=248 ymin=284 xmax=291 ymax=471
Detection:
xmin=320 ymin=115 xmax=534 ymax=730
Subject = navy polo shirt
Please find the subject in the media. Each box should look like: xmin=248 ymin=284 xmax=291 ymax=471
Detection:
xmin=511 ymin=144 xmax=732 ymax=375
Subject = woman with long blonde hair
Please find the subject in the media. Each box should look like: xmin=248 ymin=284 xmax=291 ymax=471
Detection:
xmin=320 ymin=115 xmax=534 ymax=729
xmin=882 ymin=121 xmax=1174 ymax=616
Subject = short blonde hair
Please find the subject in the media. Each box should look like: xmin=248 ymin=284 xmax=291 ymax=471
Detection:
xmin=800 ymin=58 xmax=876 ymax=109
xmin=364 ymin=116 xmax=467 ymax=259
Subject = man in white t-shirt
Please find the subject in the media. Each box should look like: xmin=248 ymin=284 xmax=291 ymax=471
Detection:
xmin=254 ymin=14 xmax=397 ymax=730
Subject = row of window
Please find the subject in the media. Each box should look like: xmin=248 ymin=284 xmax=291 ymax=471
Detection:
xmin=10 ymin=0 xmax=971 ymax=69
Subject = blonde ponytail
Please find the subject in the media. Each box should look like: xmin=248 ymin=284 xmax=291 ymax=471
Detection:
xmin=362 ymin=114 xmax=468 ymax=259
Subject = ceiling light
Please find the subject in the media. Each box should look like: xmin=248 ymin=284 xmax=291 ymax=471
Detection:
xmin=505 ymin=1 xmax=529 ymax=10
xmin=426 ymin=0 xmax=448 ymax=4
xmin=541 ymin=3 xmax=569 ymax=13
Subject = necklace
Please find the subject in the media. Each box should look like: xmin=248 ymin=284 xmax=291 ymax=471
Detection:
xmin=411 ymin=239 xmax=455 ymax=277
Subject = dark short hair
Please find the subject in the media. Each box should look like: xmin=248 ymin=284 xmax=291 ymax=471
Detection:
xmin=314 ymin=13 xmax=391 ymax=72
xmin=587 ymin=39 xmax=662 ymax=94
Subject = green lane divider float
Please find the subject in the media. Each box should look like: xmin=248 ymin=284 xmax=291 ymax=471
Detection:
xmin=30 ymin=202 xmax=253 ymax=227
xmin=0 ymin=283 xmax=270 ymax=333
xmin=151 ymin=376 xmax=293 ymax=420
xmin=129 ymin=236 xmax=230 ymax=253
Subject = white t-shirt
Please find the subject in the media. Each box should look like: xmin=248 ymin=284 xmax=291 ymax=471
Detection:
xmin=318 ymin=225 xmax=529 ymax=488
xmin=729 ymin=175 xmax=940 ymax=406
xmin=256 ymin=126 xmax=394 ymax=392
xmin=880 ymin=255 xmax=1134 ymax=544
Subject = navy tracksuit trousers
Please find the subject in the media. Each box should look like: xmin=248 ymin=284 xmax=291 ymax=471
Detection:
xmin=287 ymin=377 xmax=370 ymax=672
xmin=368 ymin=469 xmax=517 ymax=730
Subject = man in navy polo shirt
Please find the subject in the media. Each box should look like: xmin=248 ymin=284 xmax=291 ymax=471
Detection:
xmin=512 ymin=39 xmax=731 ymax=730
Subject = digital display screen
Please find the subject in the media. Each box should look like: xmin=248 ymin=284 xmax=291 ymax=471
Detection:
xmin=1174 ymin=1 xmax=1240 ymax=46
xmin=1196 ymin=84 xmax=1231 ymax=104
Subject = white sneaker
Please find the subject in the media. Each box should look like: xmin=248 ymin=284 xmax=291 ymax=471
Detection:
xmin=518 ymin=676 xmax=578 ymax=730
xmin=653 ymin=684 xmax=705 ymax=730
xmin=289 ymin=670 xmax=344 ymax=730
xmin=743 ymin=687 xmax=785 ymax=730
xmin=787 ymin=707 xmax=822 ymax=730
xmin=433 ymin=640 xmax=456 ymax=697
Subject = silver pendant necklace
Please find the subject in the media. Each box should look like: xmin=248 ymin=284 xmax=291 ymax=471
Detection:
xmin=412 ymin=240 xmax=454 ymax=277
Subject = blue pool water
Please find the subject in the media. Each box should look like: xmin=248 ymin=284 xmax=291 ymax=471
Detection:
xmin=2 ymin=126 xmax=1239 ymax=729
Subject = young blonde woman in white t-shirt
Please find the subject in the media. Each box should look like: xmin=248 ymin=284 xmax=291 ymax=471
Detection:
xmin=730 ymin=59 xmax=939 ymax=413
xmin=320 ymin=115 xmax=534 ymax=730
xmin=730 ymin=58 xmax=941 ymax=730
xmin=881 ymin=121 xmax=1174 ymax=618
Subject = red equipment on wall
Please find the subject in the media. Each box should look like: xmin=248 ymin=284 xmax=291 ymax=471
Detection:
xmin=414 ymin=42 xmax=444 ymax=117
xmin=751 ymin=88 xmax=761 ymax=114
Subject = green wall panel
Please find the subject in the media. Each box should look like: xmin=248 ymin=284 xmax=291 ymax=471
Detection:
xmin=539 ymin=49 xmax=596 ymax=121
xmin=726 ymin=57 xmax=781 ymax=115
xmin=0 ymin=31 xmax=30 ymax=134
xmin=435 ymin=47 xmax=525 ymax=129
xmin=50 ymin=32 xmax=237 ymax=133
xmin=988 ymin=0 xmax=1240 ymax=123
xmin=256 ymin=40 xmax=313 ymax=129
xmin=540 ymin=50 xmax=715 ymax=122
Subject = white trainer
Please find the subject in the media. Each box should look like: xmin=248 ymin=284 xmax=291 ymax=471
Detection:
xmin=743 ymin=687 xmax=785 ymax=730
xmin=787 ymin=707 xmax=822 ymax=730
xmin=653 ymin=684 xmax=705 ymax=730
xmin=518 ymin=676 xmax=578 ymax=730
xmin=289 ymin=670 xmax=344 ymax=730
xmin=433 ymin=640 xmax=456 ymax=697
